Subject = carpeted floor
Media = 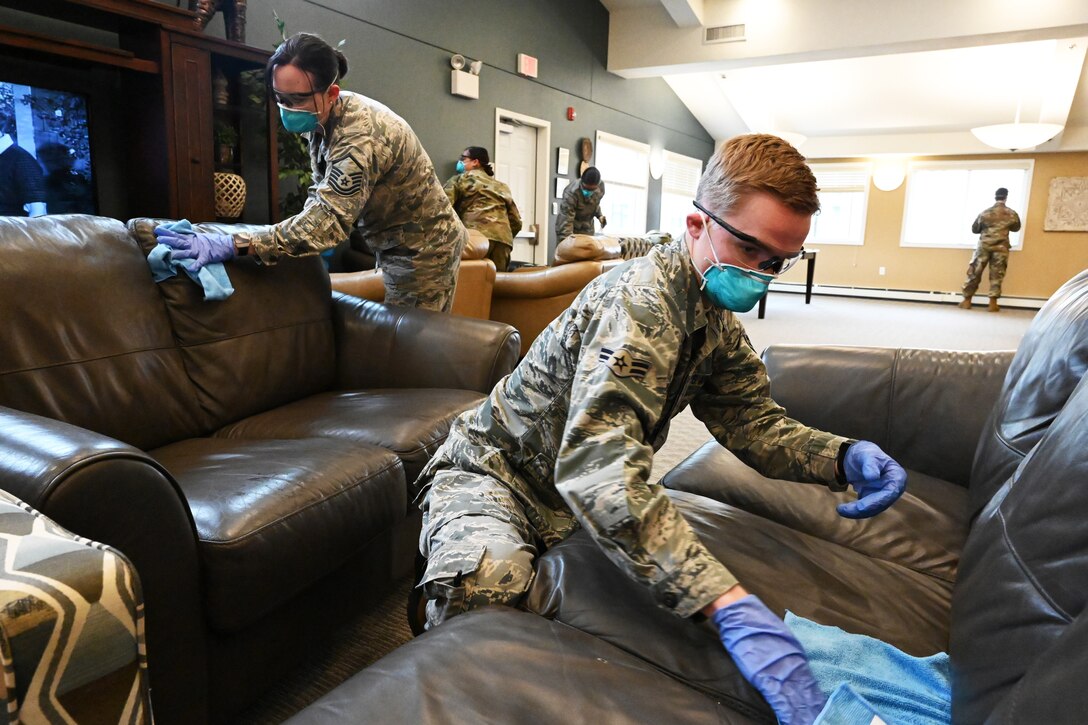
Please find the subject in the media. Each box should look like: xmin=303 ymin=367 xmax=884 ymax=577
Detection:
xmin=237 ymin=294 xmax=1036 ymax=722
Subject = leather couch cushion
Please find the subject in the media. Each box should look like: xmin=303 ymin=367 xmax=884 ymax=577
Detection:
xmin=151 ymin=437 xmax=405 ymax=633
xmin=553 ymin=234 xmax=621 ymax=264
xmin=462 ymin=229 xmax=490 ymax=260
xmin=663 ymin=441 xmax=967 ymax=582
xmin=0 ymin=215 xmax=207 ymax=450
xmin=285 ymin=608 xmax=754 ymax=725
xmin=127 ymin=219 xmax=336 ymax=431
xmin=968 ymin=269 xmax=1088 ymax=518
xmin=763 ymin=346 xmax=1013 ymax=489
xmin=525 ymin=491 xmax=953 ymax=714
xmin=212 ymin=389 xmax=484 ymax=483
xmin=951 ymin=373 xmax=1088 ymax=723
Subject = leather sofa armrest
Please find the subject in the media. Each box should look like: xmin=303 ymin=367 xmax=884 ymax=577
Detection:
xmin=329 ymin=270 xmax=385 ymax=302
xmin=331 ymin=292 xmax=520 ymax=394
xmin=0 ymin=406 xmax=208 ymax=723
xmin=762 ymin=345 xmax=1014 ymax=487
xmin=0 ymin=489 xmax=152 ymax=722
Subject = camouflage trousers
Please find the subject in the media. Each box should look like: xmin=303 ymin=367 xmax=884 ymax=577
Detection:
xmin=417 ymin=469 xmax=543 ymax=630
xmin=486 ymin=239 xmax=512 ymax=273
xmin=962 ymin=247 xmax=1009 ymax=299
xmin=375 ymin=225 xmax=467 ymax=312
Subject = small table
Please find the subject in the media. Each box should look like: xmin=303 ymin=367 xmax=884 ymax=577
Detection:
xmin=758 ymin=249 xmax=818 ymax=319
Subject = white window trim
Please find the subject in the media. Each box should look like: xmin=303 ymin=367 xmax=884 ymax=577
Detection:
xmin=900 ymin=159 xmax=1033 ymax=251
xmin=808 ymin=162 xmax=870 ymax=246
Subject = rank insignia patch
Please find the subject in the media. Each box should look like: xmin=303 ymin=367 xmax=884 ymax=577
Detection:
xmin=598 ymin=346 xmax=652 ymax=379
xmin=327 ymin=151 xmax=366 ymax=196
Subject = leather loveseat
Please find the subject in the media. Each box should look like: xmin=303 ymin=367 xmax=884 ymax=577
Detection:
xmin=286 ymin=270 xmax=1088 ymax=723
xmin=0 ymin=214 xmax=519 ymax=724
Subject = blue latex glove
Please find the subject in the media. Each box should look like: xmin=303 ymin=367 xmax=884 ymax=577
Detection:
xmin=713 ymin=595 xmax=827 ymax=725
xmin=154 ymin=226 xmax=235 ymax=271
xmin=837 ymin=441 xmax=908 ymax=519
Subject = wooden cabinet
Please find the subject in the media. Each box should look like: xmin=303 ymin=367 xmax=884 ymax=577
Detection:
xmin=0 ymin=0 xmax=279 ymax=224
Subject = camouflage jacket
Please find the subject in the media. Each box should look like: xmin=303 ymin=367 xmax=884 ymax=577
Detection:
xmin=417 ymin=238 xmax=848 ymax=618
xmin=971 ymin=202 xmax=1021 ymax=252
xmin=443 ymin=169 xmax=522 ymax=246
xmin=239 ymin=91 xmax=464 ymax=266
xmin=556 ymin=178 xmax=606 ymax=241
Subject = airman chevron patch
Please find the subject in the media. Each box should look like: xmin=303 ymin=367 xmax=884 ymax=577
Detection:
xmin=598 ymin=346 xmax=652 ymax=379
xmin=328 ymin=151 xmax=366 ymax=196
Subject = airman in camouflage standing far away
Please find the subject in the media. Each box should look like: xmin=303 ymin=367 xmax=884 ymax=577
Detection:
xmin=154 ymin=33 xmax=467 ymax=312
xmin=960 ymin=187 xmax=1021 ymax=312
xmin=413 ymin=134 xmax=909 ymax=725
xmin=444 ymin=146 xmax=522 ymax=273
xmin=556 ymin=166 xmax=607 ymax=243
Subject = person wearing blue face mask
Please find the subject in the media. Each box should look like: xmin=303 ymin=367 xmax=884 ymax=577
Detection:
xmin=413 ymin=134 xmax=908 ymax=725
xmin=154 ymin=32 xmax=467 ymax=312
xmin=556 ymin=166 xmax=607 ymax=243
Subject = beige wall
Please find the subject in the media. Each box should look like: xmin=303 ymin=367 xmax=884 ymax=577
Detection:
xmin=779 ymin=151 xmax=1088 ymax=299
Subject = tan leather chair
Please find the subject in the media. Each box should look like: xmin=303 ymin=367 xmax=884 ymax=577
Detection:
xmin=329 ymin=230 xmax=496 ymax=319
xmin=490 ymin=262 xmax=603 ymax=356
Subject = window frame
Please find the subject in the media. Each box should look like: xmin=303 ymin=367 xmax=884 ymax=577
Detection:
xmin=658 ymin=150 xmax=703 ymax=236
xmin=594 ymin=130 xmax=650 ymax=235
xmin=807 ymin=163 xmax=871 ymax=247
xmin=900 ymin=159 xmax=1033 ymax=251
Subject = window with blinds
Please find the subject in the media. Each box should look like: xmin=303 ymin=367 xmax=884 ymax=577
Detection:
xmin=901 ymin=160 xmax=1032 ymax=249
xmin=595 ymin=131 xmax=650 ymax=235
xmin=808 ymin=164 xmax=870 ymax=245
xmin=659 ymin=151 xmax=703 ymax=237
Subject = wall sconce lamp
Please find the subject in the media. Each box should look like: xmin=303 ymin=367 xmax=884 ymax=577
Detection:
xmin=871 ymin=158 xmax=908 ymax=192
xmin=450 ymin=54 xmax=481 ymax=99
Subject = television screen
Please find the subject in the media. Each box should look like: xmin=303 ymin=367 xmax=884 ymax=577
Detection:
xmin=0 ymin=82 xmax=96 ymax=217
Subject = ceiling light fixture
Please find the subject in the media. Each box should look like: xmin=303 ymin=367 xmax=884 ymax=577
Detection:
xmin=971 ymin=97 xmax=1063 ymax=151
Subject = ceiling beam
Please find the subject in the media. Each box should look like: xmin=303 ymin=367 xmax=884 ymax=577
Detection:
xmin=660 ymin=0 xmax=704 ymax=28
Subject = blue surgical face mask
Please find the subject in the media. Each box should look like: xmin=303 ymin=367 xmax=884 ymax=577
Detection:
xmin=456 ymin=160 xmax=466 ymax=173
xmin=278 ymin=104 xmax=319 ymax=134
xmin=581 ymin=189 xmax=592 ymax=198
xmin=697 ymin=221 xmax=773 ymax=312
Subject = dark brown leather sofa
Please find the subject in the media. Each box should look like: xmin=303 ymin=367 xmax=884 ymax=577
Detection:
xmin=287 ymin=271 xmax=1088 ymax=723
xmin=0 ymin=215 xmax=519 ymax=724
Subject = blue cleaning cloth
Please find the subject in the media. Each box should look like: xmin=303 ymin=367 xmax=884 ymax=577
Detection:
xmin=786 ymin=612 xmax=951 ymax=725
xmin=146 ymin=219 xmax=234 ymax=301
xmin=815 ymin=684 xmax=888 ymax=725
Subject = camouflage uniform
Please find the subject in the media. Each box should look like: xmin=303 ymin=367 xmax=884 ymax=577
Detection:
xmin=556 ymin=178 xmax=606 ymax=242
xmin=417 ymin=237 xmax=849 ymax=628
xmin=238 ymin=91 xmax=467 ymax=312
xmin=962 ymin=201 xmax=1021 ymax=300
xmin=444 ymin=168 xmax=522 ymax=273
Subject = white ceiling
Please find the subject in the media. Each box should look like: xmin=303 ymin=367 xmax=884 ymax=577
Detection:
xmin=601 ymin=0 xmax=1088 ymax=158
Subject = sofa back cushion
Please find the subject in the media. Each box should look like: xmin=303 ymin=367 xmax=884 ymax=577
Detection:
xmin=950 ymin=372 xmax=1088 ymax=723
xmin=127 ymin=219 xmax=336 ymax=430
xmin=553 ymin=234 xmax=621 ymax=265
xmin=967 ymin=269 xmax=1088 ymax=518
xmin=0 ymin=215 xmax=207 ymax=449
xmin=763 ymin=345 xmax=1013 ymax=488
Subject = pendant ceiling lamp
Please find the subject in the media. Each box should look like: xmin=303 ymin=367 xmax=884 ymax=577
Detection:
xmin=971 ymin=97 xmax=1063 ymax=151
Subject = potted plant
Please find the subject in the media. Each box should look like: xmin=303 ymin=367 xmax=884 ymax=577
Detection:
xmin=214 ymin=120 xmax=239 ymax=165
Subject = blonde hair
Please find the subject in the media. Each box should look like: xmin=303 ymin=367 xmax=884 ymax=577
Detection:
xmin=695 ymin=134 xmax=819 ymax=216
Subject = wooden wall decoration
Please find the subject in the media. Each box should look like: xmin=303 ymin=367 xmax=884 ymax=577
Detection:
xmin=1044 ymin=176 xmax=1088 ymax=232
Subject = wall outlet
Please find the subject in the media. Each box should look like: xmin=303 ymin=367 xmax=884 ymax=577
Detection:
xmin=878 ymin=266 xmax=886 ymax=276
xmin=552 ymin=201 xmax=559 ymax=215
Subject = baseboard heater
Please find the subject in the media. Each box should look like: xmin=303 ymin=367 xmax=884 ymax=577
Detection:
xmin=768 ymin=281 xmax=1046 ymax=310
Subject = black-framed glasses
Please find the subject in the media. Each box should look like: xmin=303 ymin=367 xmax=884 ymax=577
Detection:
xmin=693 ymin=200 xmax=805 ymax=275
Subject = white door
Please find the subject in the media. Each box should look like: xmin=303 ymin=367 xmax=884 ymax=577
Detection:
xmin=496 ymin=118 xmax=538 ymax=265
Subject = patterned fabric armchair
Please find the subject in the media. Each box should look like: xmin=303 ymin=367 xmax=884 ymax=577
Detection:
xmin=0 ymin=490 xmax=150 ymax=723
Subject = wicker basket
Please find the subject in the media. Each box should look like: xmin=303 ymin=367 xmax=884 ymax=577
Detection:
xmin=213 ymin=172 xmax=246 ymax=219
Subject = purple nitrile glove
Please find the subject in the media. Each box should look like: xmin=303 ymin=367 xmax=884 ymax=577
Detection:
xmin=837 ymin=440 xmax=908 ymax=519
xmin=154 ymin=226 xmax=235 ymax=271
xmin=713 ymin=595 xmax=827 ymax=725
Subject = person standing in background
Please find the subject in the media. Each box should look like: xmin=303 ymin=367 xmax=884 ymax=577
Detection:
xmin=556 ymin=166 xmax=606 ymax=243
xmin=444 ymin=146 xmax=522 ymax=273
xmin=0 ymin=106 xmax=47 ymax=217
xmin=960 ymin=187 xmax=1021 ymax=312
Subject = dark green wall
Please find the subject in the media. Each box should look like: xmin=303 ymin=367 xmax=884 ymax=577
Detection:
xmin=213 ymin=0 xmax=713 ymax=254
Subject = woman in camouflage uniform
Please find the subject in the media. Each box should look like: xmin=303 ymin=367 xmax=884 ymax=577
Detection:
xmin=443 ymin=147 xmax=522 ymax=273
xmin=155 ymin=33 xmax=467 ymax=312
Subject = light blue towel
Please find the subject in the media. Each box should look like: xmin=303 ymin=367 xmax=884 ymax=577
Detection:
xmin=786 ymin=612 xmax=951 ymax=725
xmin=146 ymin=219 xmax=234 ymax=301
